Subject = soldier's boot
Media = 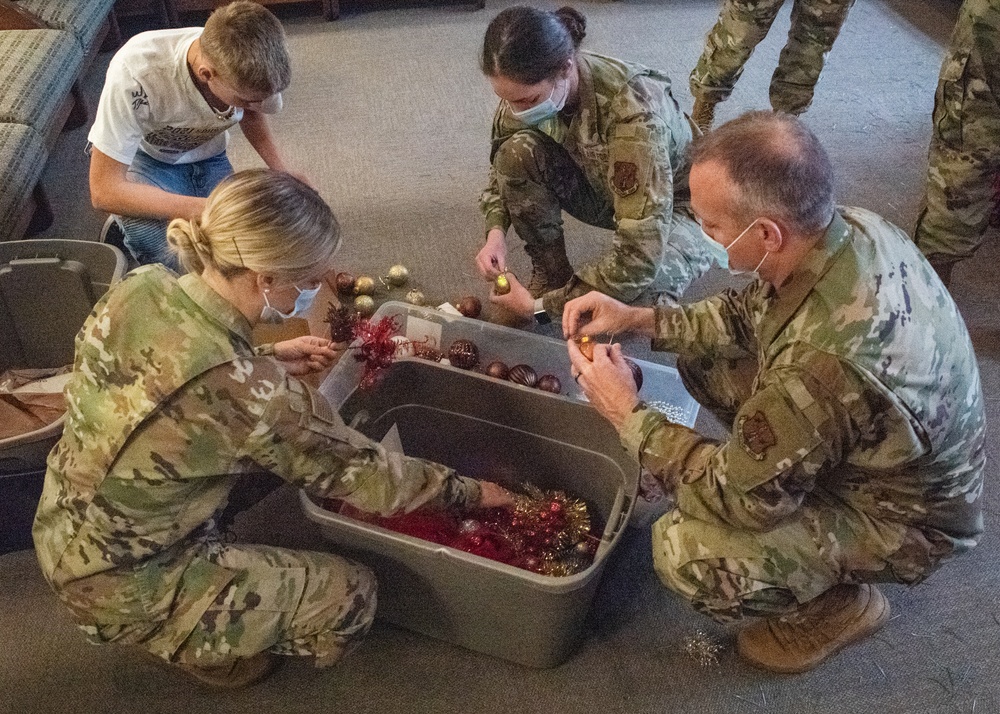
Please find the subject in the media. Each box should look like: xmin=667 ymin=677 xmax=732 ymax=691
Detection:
xmin=691 ymin=96 xmax=717 ymax=133
xmin=525 ymin=243 xmax=574 ymax=298
xmin=175 ymin=652 xmax=279 ymax=689
xmin=736 ymin=584 xmax=890 ymax=674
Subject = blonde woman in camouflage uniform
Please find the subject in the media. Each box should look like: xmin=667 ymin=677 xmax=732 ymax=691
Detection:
xmin=476 ymin=6 xmax=713 ymax=327
xmin=33 ymin=170 xmax=512 ymax=688
xmin=565 ymin=113 xmax=984 ymax=673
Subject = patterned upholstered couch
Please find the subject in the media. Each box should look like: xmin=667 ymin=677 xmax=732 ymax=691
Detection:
xmin=0 ymin=0 xmax=118 ymax=241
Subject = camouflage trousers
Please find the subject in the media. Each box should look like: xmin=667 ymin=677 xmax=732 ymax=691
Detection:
xmin=81 ymin=544 xmax=378 ymax=667
xmin=493 ymin=129 xmax=710 ymax=301
xmin=689 ymin=0 xmax=856 ymax=114
xmin=914 ymin=0 xmax=1000 ymax=265
xmin=650 ymin=354 xmax=935 ymax=623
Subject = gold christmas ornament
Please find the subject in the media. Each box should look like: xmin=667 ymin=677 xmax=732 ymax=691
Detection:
xmin=386 ymin=264 xmax=410 ymax=287
xmin=404 ymin=289 xmax=426 ymax=306
xmin=494 ymin=272 xmax=511 ymax=296
xmin=354 ymin=276 xmax=376 ymax=296
xmin=354 ymin=295 xmax=376 ymax=316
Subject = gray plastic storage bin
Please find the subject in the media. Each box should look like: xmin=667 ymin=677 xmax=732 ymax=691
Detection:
xmin=320 ymin=301 xmax=700 ymax=425
xmin=0 ymin=239 xmax=126 ymax=553
xmin=300 ymin=302 xmax=699 ymax=667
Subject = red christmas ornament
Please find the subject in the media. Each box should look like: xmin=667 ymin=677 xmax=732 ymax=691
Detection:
xmin=508 ymin=364 xmax=538 ymax=388
xmin=335 ymin=272 xmax=356 ymax=295
xmin=485 ymin=360 xmax=509 ymax=380
xmin=457 ymin=296 xmax=482 ymax=319
xmin=624 ymin=358 xmax=643 ymax=391
xmin=536 ymin=374 xmax=562 ymax=394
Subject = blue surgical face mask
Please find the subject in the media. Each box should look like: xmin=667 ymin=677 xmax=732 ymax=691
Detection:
xmin=260 ymin=283 xmax=321 ymax=323
xmin=699 ymin=228 xmax=730 ymax=269
xmin=510 ymin=77 xmax=568 ymax=127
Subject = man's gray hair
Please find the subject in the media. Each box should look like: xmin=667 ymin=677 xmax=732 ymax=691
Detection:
xmin=689 ymin=111 xmax=836 ymax=236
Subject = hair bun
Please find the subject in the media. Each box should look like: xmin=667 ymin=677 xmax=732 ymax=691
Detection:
xmin=555 ymin=6 xmax=586 ymax=45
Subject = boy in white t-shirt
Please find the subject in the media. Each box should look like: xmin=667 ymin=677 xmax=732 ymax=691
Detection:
xmin=89 ymin=1 xmax=302 ymax=269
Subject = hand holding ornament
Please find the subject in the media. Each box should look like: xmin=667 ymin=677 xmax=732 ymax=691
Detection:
xmin=567 ymin=339 xmax=639 ymax=431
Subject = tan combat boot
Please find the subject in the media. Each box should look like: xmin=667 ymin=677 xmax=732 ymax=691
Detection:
xmin=175 ymin=652 xmax=278 ymax=688
xmin=691 ymin=96 xmax=717 ymax=132
xmin=526 ymin=245 xmax=574 ymax=298
xmin=737 ymin=584 xmax=890 ymax=674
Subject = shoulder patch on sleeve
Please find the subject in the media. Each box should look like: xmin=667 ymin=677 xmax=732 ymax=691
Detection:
xmin=612 ymin=161 xmax=640 ymax=196
xmin=726 ymin=384 xmax=824 ymax=493
xmin=737 ymin=410 xmax=776 ymax=460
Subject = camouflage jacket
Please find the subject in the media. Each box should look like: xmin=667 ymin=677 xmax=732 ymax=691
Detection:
xmin=33 ymin=266 xmax=477 ymax=636
xmin=620 ymin=208 xmax=985 ymax=554
xmin=480 ymin=52 xmax=695 ymax=313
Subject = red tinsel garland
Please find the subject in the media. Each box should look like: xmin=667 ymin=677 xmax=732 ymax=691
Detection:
xmin=350 ymin=315 xmax=402 ymax=389
xmin=328 ymin=486 xmax=600 ymax=576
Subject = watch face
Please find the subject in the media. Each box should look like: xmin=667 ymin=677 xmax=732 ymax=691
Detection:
xmin=534 ymin=309 xmax=551 ymax=325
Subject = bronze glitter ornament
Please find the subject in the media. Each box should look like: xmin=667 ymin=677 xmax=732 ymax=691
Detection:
xmin=414 ymin=344 xmax=443 ymax=362
xmin=353 ymin=295 xmax=376 ymax=317
xmin=625 ymin=358 xmax=643 ymax=391
xmin=385 ymin=264 xmax=410 ymax=287
xmin=354 ymin=276 xmax=376 ymax=296
xmin=404 ymin=289 xmax=426 ymax=306
xmin=335 ymin=272 xmax=356 ymax=295
xmin=577 ymin=336 xmax=595 ymax=361
xmin=484 ymin=360 xmax=509 ymax=380
xmin=494 ymin=273 xmax=511 ymax=296
xmin=447 ymin=339 xmax=480 ymax=370
xmin=457 ymin=296 xmax=482 ymax=319
xmin=508 ymin=364 xmax=538 ymax=388
xmin=537 ymin=374 xmax=562 ymax=394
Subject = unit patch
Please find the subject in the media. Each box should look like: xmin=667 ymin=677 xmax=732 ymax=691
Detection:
xmin=738 ymin=410 xmax=776 ymax=460
xmin=612 ymin=161 xmax=639 ymax=196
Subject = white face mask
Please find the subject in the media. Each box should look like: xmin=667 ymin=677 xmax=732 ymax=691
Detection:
xmin=510 ymin=77 xmax=569 ymax=126
xmin=260 ymin=283 xmax=321 ymax=324
xmin=723 ymin=218 xmax=770 ymax=277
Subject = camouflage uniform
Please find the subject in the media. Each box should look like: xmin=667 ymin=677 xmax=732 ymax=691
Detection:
xmin=480 ymin=52 xmax=713 ymax=318
xmin=618 ymin=208 xmax=985 ymax=622
xmin=690 ymin=0 xmax=856 ymax=114
xmin=914 ymin=0 xmax=1000 ymax=266
xmin=33 ymin=265 xmax=480 ymax=665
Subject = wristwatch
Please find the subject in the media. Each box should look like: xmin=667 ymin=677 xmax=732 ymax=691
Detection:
xmin=533 ymin=298 xmax=551 ymax=325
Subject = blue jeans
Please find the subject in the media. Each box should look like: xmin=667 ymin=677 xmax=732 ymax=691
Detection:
xmin=118 ymin=151 xmax=234 ymax=270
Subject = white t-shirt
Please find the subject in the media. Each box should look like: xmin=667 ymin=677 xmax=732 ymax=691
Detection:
xmin=88 ymin=28 xmax=282 ymax=166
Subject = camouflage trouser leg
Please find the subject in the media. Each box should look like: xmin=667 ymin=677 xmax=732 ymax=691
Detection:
xmin=914 ymin=0 xmax=1000 ymax=264
xmin=651 ymin=491 xmax=910 ymax=623
xmin=493 ymin=129 xmax=616 ymax=258
xmin=170 ymin=544 xmax=376 ymax=667
xmin=769 ymin=0 xmax=856 ymax=114
xmin=689 ymin=0 xmax=787 ymax=104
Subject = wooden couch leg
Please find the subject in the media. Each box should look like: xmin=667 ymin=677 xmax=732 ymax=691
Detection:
xmin=26 ymin=184 xmax=54 ymax=236
xmin=63 ymin=84 xmax=88 ymax=132
xmin=100 ymin=10 xmax=123 ymax=52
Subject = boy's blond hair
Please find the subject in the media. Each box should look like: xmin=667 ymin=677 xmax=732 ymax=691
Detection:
xmin=167 ymin=169 xmax=340 ymax=282
xmin=200 ymin=1 xmax=291 ymax=96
